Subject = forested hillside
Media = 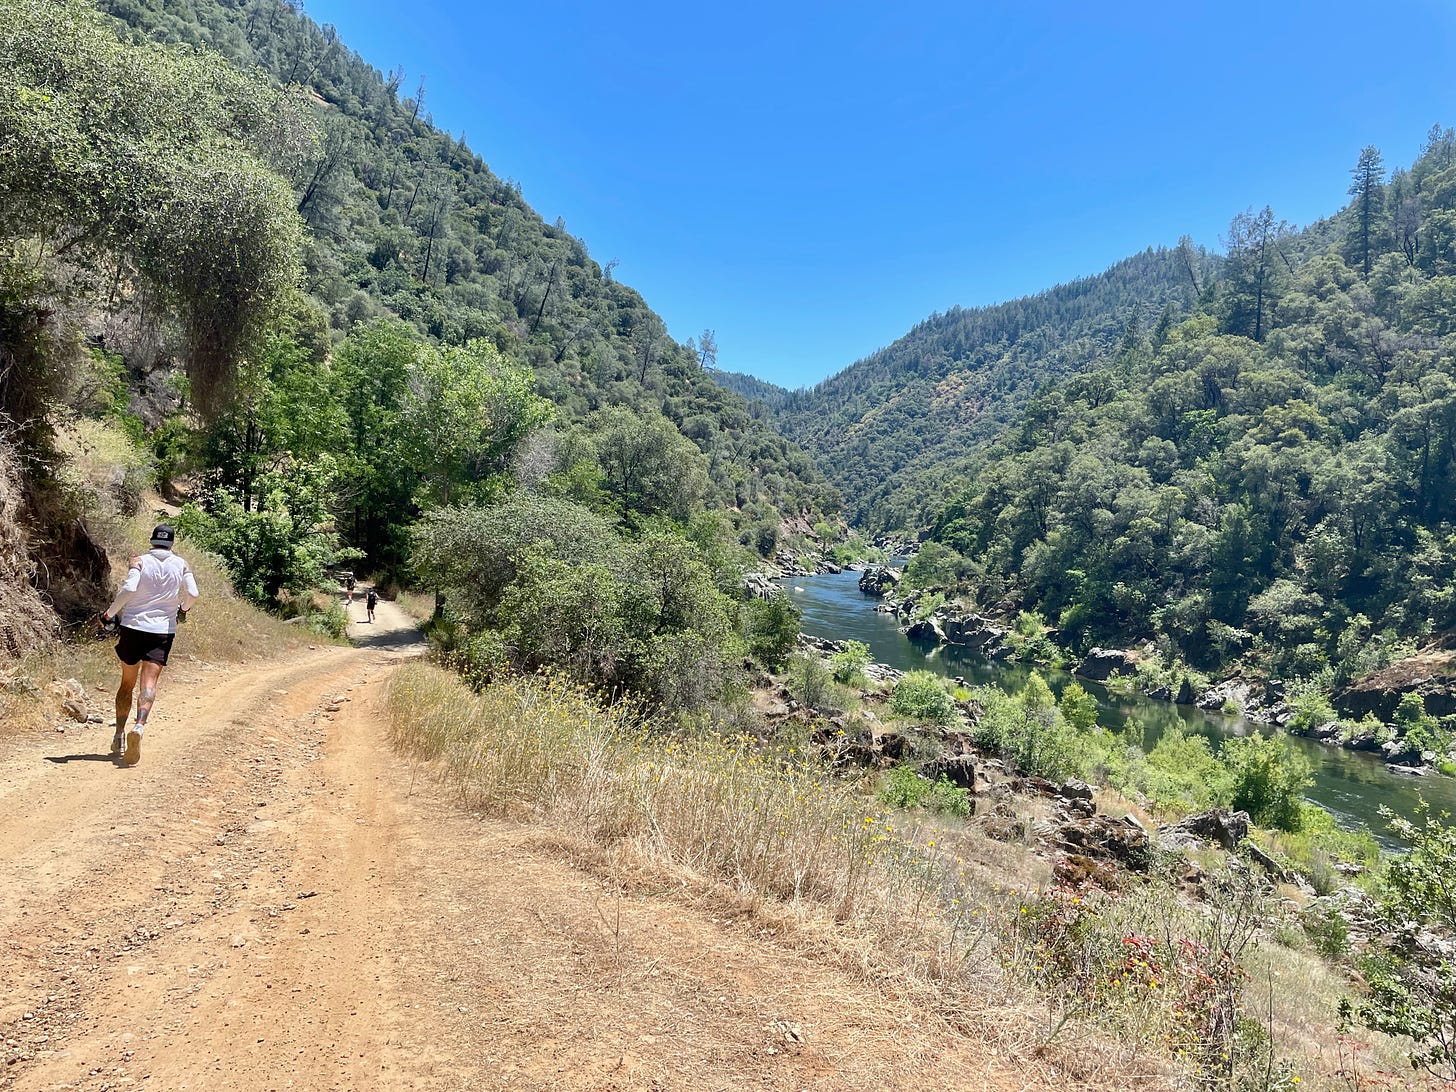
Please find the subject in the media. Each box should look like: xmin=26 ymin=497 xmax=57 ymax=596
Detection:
xmin=922 ymin=135 xmax=1456 ymax=679
xmin=2 ymin=0 xmax=814 ymax=710
xmin=772 ymin=245 xmax=1220 ymax=527
xmin=97 ymin=0 xmax=835 ymax=535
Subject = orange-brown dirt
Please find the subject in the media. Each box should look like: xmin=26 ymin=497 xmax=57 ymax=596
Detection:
xmin=0 ymin=600 xmax=1050 ymax=1091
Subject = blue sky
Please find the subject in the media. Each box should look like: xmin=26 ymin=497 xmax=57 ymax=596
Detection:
xmin=307 ymin=0 xmax=1456 ymax=388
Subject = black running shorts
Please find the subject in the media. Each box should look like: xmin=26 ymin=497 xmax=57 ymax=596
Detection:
xmin=115 ymin=626 xmax=175 ymax=666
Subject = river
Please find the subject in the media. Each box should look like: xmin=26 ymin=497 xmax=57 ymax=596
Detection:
xmin=785 ymin=569 xmax=1456 ymax=843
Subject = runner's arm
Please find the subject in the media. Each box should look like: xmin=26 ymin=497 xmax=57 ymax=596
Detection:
xmin=102 ymin=557 xmax=144 ymax=620
xmin=180 ymin=564 xmax=200 ymax=611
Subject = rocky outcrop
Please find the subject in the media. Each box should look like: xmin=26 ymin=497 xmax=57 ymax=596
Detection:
xmin=941 ymin=614 xmax=1013 ymax=658
xmin=1192 ymin=678 xmax=1288 ymax=723
xmin=1049 ymin=814 xmax=1154 ymax=872
xmin=857 ymin=566 xmax=902 ymax=597
xmin=1158 ymin=808 xmax=1250 ymax=851
xmin=1335 ymin=650 xmax=1456 ymax=721
xmin=1073 ymin=648 xmax=1137 ymax=682
xmin=905 ymin=618 xmax=945 ymax=643
xmin=919 ymin=754 xmax=976 ymax=790
xmin=742 ymin=573 xmax=781 ymax=600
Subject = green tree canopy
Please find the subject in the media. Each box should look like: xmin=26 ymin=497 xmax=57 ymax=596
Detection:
xmin=0 ymin=0 xmax=316 ymax=414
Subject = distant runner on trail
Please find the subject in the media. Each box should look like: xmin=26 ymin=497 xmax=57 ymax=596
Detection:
xmin=366 ymin=587 xmax=378 ymax=624
xmin=99 ymin=524 xmax=199 ymax=766
xmin=346 ymin=573 xmax=356 ymax=604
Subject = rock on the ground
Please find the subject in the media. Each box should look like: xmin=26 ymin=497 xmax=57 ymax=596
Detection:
xmin=1158 ymin=808 xmax=1250 ymax=851
xmin=60 ymin=699 xmax=88 ymax=722
xmin=918 ymin=755 xmax=976 ymax=790
xmin=742 ymin=573 xmax=781 ymax=600
xmin=1052 ymin=814 xmax=1152 ymax=870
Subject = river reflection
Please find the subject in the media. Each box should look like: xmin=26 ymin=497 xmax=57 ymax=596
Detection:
xmin=785 ymin=570 xmax=1456 ymax=843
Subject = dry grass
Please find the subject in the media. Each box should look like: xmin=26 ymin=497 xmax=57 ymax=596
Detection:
xmin=385 ymin=662 xmax=1448 ymax=1090
xmin=386 ymin=661 xmax=1196 ymax=1089
xmin=391 ymin=588 xmax=435 ymax=622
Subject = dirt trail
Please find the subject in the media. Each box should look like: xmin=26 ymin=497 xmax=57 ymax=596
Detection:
xmin=0 ymin=605 xmax=1042 ymax=1091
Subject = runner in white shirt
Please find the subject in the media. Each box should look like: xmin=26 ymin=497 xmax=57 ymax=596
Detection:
xmin=99 ymin=524 xmax=200 ymax=766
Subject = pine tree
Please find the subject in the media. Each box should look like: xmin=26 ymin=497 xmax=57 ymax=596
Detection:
xmin=1348 ymin=145 xmax=1386 ymax=277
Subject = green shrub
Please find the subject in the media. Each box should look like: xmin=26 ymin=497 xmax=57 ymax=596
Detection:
xmin=1301 ymin=902 xmax=1349 ymax=959
xmin=787 ymin=654 xmax=830 ymax=709
xmin=744 ymin=595 xmax=801 ymax=671
xmin=1343 ymin=804 xmax=1456 ymax=1080
xmin=889 ymin=670 xmax=958 ymax=726
xmin=1285 ymin=681 xmax=1337 ymax=735
xmin=1221 ymin=733 xmax=1312 ymax=832
xmin=971 ymin=674 xmax=1083 ymax=781
xmin=1058 ymin=680 xmax=1100 ymax=732
xmin=1394 ymin=692 xmax=1451 ymax=758
xmin=453 ymin=629 xmax=508 ymax=689
xmin=829 ymin=639 xmax=871 ymax=684
xmin=307 ymin=598 xmax=348 ymax=639
xmin=878 ymin=765 xmax=971 ymax=817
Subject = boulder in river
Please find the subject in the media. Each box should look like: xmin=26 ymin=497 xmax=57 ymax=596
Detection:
xmin=941 ymin=613 xmax=1012 ymax=657
xmin=858 ymin=566 xmax=902 ymax=597
xmin=905 ymin=618 xmax=945 ymax=643
xmin=1073 ymin=648 xmax=1137 ymax=682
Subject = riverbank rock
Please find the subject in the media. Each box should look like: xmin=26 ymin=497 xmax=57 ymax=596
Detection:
xmin=743 ymin=573 xmax=781 ymax=600
xmin=1289 ymin=719 xmax=1343 ymax=744
xmin=1335 ymin=649 xmax=1456 ymax=721
xmin=1195 ymin=678 xmax=1256 ymax=713
xmin=905 ymin=618 xmax=945 ymax=643
xmin=941 ymin=613 xmax=1013 ymax=658
xmin=858 ymin=566 xmax=902 ymax=597
xmin=1073 ymin=648 xmax=1137 ymax=682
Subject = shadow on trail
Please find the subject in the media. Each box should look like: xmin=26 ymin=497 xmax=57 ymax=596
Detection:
xmin=44 ymin=753 xmax=119 ymax=764
xmin=347 ymin=625 xmax=426 ymax=651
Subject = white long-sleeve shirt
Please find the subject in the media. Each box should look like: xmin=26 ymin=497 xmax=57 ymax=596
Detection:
xmin=106 ymin=549 xmax=200 ymax=634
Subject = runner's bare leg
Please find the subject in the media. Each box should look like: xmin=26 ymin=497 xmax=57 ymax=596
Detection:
xmin=115 ymin=661 xmax=140 ymax=732
xmin=134 ymin=661 xmax=164 ymax=730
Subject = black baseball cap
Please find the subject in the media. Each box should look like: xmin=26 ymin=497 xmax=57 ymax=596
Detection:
xmin=150 ymin=524 xmax=176 ymax=548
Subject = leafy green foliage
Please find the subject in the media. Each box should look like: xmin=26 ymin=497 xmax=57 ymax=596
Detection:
xmin=828 ymin=640 xmax=872 ymax=684
xmin=410 ymin=494 xmax=747 ymax=711
xmin=1344 ymin=804 xmax=1456 ymax=1080
xmin=0 ymin=0 xmax=314 ymax=414
xmin=878 ymin=765 xmax=971 ymax=817
xmin=971 ymin=674 xmax=1083 ymax=780
xmin=786 ymin=654 xmax=831 ymax=710
xmin=1220 ymin=734 xmax=1312 ymax=831
xmin=744 ymin=596 xmax=801 ymax=672
xmin=177 ymin=454 xmax=343 ymax=602
xmin=888 ymin=670 xmax=959 ymax=726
